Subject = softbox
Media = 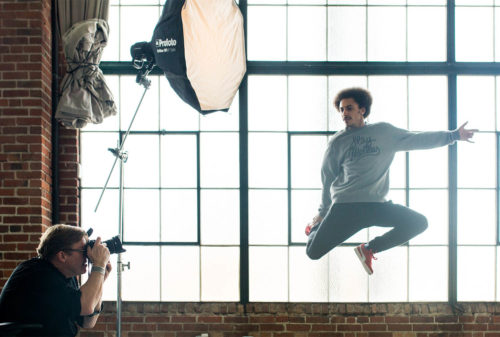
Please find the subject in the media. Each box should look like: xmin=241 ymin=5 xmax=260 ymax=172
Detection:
xmin=144 ymin=0 xmax=246 ymax=115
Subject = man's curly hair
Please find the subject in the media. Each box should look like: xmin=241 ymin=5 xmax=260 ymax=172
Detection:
xmin=334 ymin=87 xmax=373 ymax=118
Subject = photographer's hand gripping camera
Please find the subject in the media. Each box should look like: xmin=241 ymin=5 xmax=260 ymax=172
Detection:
xmin=86 ymin=228 xmax=126 ymax=255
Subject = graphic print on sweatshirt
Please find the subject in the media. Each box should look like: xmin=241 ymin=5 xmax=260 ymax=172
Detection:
xmin=346 ymin=135 xmax=380 ymax=162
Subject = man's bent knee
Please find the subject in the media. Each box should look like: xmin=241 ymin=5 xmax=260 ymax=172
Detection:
xmin=415 ymin=214 xmax=428 ymax=234
xmin=306 ymin=244 xmax=325 ymax=260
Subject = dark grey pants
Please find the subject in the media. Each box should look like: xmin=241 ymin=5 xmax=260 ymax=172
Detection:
xmin=306 ymin=201 xmax=428 ymax=260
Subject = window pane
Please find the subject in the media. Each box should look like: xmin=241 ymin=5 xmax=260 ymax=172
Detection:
xmin=328 ymin=6 xmax=366 ymax=61
xmin=497 ymin=248 xmax=500 ymax=301
xmin=122 ymin=246 xmax=160 ymax=301
xmin=120 ymin=0 xmax=160 ymax=5
xmin=120 ymin=76 xmax=159 ymax=131
xmin=368 ymin=0 xmax=405 ymax=4
xmin=291 ymin=190 xmax=321 ymax=243
xmin=288 ymin=6 xmax=326 ymax=61
xmin=201 ymin=190 xmax=239 ymax=245
xmin=368 ymin=76 xmax=408 ymax=128
xmin=249 ymin=133 xmax=287 ymax=188
xmin=368 ymin=246 xmax=408 ymax=302
xmin=248 ymin=76 xmax=287 ymax=131
xmin=120 ymin=6 xmax=160 ymax=62
xmin=329 ymin=247 xmax=368 ymax=302
xmin=249 ymin=0 xmax=285 ymax=3
xmin=496 ymin=8 xmax=500 ymax=62
xmin=81 ymin=189 xmax=119 ymax=241
xmin=456 ymin=0 xmax=493 ymax=4
xmin=409 ymin=190 xmax=448 ymax=245
xmin=390 ymin=152 xmax=406 ymax=189
xmin=367 ymin=7 xmax=406 ymax=61
xmin=289 ymin=76 xmax=328 ymax=131
xmin=289 ymin=247 xmax=329 ymax=302
xmin=247 ymin=6 xmax=286 ymax=61
xmin=408 ymin=0 xmax=446 ymax=4
xmin=100 ymin=254 xmax=117 ymax=301
xmin=159 ymin=77 xmax=200 ymax=131
xmin=161 ymin=246 xmax=200 ymax=301
xmin=161 ymin=190 xmax=197 ymax=242
xmin=123 ymin=189 xmax=159 ymax=242
xmin=291 ymin=135 xmax=329 ymax=189
xmin=329 ymin=0 xmax=365 ymax=4
xmin=458 ymin=190 xmax=497 ymax=245
xmin=161 ymin=135 xmax=197 ymax=188
xmin=408 ymin=7 xmax=446 ymax=61
xmin=457 ymin=76 xmax=495 ymax=131
xmin=199 ymin=93 xmax=239 ymax=131
xmin=408 ymin=76 xmax=448 ymax=131
xmin=289 ymin=0 xmax=325 ymax=4
xmin=457 ymin=133 xmax=496 ymax=188
xmin=200 ymin=133 xmax=239 ymax=188
xmin=102 ymin=6 xmax=119 ymax=61
xmin=456 ymin=7 xmax=494 ymax=62
xmin=497 ymin=77 xmax=500 ymax=130
xmin=409 ymin=146 xmax=448 ymax=188
xmin=458 ymin=246 xmax=496 ymax=301
xmin=123 ymin=134 xmax=159 ymax=188
xmin=201 ymin=247 xmax=239 ymax=301
xmin=409 ymin=246 xmax=447 ymax=301
xmin=249 ymin=190 xmax=288 ymax=245
xmin=81 ymin=132 xmax=120 ymax=188
xmin=249 ymin=247 xmax=288 ymax=301
xmin=328 ymin=76 xmax=368 ymax=131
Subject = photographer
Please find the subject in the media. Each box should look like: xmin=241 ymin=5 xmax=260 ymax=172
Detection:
xmin=0 ymin=224 xmax=112 ymax=337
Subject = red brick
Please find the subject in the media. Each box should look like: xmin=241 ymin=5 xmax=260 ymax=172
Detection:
xmin=197 ymin=316 xmax=222 ymax=323
xmin=386 ymin=316 xmax=411 ymax=323
xmin=224 ymin=316 xmax=248 ymax=323
xmin=307 ymin=317 xmax=330 ymax=324
xmin=413 ymin=324 xmax=438 ymax=331
xmin=206 ymin=324 xmax=233 ymax=331
xmin=250 ymin=316 xmax=276 ymax=323
xmin=131 ymin=324 xmax=156 ymax=332
xmin=361 ymin=324 xmax=387 ymax=331
xmin=156 ymin=324 xmax=183 ymax=331
xmin=260 ymin=324 xmax=284 ymax=331
xmin=181 ymin=324 xmax=208 ymax=332
xmin=285 ymin=324 xmax=310 ymax=331
xmin=338 ymin=324 xmax=362 ymax=331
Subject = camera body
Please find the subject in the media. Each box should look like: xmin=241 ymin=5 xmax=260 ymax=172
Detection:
xmin=86 ymin=228 xmax=126 ymax=255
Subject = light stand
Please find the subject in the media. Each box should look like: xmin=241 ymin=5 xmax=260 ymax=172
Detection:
xmin=94 ymin=57 xmax=154 ymax=337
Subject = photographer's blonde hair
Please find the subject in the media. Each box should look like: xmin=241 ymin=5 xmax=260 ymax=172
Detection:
xmin=37 ymin=224 xmax=87 ymax=260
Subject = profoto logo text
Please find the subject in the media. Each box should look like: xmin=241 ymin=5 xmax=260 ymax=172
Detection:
xmin=156 ymin=38 xmax=177 ymax=47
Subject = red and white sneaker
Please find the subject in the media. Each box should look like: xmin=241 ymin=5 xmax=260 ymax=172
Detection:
xmin=354 ymin=243 xmax=377 ymax=275
xmin=305 ymin=223 xmax=313 ymax=236
xmin=305 ymin=215 xmax=323 ymax=236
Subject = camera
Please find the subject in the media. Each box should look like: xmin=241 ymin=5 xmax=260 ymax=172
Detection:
xmin=86 ymin=228 xmax=126 ymax=255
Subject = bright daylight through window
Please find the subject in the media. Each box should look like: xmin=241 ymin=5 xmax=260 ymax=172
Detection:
xmin=80 ymin=0 xmax=500 ymax=303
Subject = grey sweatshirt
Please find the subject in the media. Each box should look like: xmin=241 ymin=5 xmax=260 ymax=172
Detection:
xmin=319 ymin=122 xmax=461 ymax=216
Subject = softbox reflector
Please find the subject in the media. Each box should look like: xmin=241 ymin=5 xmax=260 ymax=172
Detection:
xmin=152 ymin=0 xmax=246 ymax=115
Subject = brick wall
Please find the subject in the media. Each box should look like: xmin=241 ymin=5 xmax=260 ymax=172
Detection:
xmin=0 ymin=0 xmax=53 ymax=286
xmin=0 ymin=0 xmax=79 ymax=288
xmin=78 ymin=302 xmax=500 ymax=337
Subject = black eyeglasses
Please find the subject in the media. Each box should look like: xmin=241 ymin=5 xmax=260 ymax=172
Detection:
xmin=62 ymin=248 xmax=86 ymax=254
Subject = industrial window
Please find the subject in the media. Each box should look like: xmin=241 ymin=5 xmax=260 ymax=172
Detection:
xmin=80 ymin=0 xmax=500 ymax=303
